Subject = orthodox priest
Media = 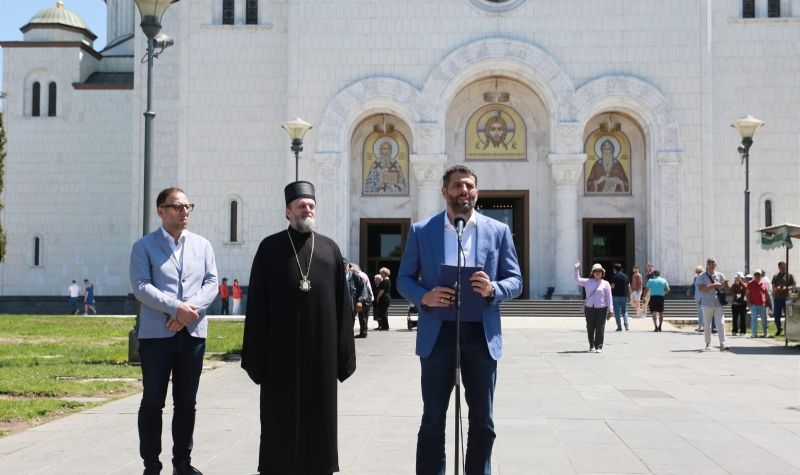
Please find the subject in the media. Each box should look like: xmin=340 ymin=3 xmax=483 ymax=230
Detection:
xmin=241 ymin=181 xmax=356 ymax=475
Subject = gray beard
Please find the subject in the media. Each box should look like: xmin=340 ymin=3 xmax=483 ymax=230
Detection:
xmin=291 ymin=216 xmax=315 ymax=233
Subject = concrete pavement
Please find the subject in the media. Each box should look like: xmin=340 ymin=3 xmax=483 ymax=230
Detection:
xmin=0 ymin=316 xmax=798 ymax=474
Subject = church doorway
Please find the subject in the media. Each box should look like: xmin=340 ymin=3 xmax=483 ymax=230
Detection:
xmin=582 ymin=219 xmax=634 ymax=278
xmin=359 ymin=219 xmax=410 ymax=299
xmin=476 ymin=191 xmax=529 ymax=298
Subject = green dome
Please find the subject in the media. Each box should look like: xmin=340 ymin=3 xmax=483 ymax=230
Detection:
xmin=28 ymin=1 xmax=89 ymax=31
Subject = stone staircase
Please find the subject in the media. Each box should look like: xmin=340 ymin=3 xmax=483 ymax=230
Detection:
xmin=387 ymin=299 xmax=700 ymax=321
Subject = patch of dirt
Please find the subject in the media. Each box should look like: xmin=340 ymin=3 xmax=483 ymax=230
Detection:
xmin=0 ymin=337 xmax=63 ymax=345
xmin=0 ymin=419 xmax=34 ymax=437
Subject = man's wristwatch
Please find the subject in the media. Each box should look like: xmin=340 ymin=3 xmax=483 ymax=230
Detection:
xmin=486 ymin=287 xmax=496 ymax=302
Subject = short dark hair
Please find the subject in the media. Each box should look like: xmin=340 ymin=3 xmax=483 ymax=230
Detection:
xmin=613 ymin=263 xmax=622 ymax=271
xmin=222 ymin=277 xmax=228 ymax=282
xmin=156 ymin=187 xmax=185 ymax=207
xmin=779 ymin=261 xmax=786 ymax=266
xmin=653 ymin=270 xmax=661 ymax=276
xmin=442 ymin=165 xmax=478 ymax=188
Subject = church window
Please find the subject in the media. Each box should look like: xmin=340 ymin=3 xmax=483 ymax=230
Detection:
xmin=246 ymin=0 xmax=258 ymax=24
xmin=767 ymin=0 xmax=780 ymax=17
xmin=743 ymin=0 xmax=755 ymax=18
xmin=230 ymin=200 xmax=239 ymax=242
xmin=48 ymin=82 xmax=57 ymax=117
xmin=32 ymin=82 xmax=41 ymax=117
xmin=765 ymin=199 xmax=773 ymax=227
xmin=34 ymin=236 xmax=42 ymax=266
xmin=223 ymin=0 xmax=234 ymax=25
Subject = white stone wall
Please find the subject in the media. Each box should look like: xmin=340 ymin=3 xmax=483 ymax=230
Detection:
xmin=1 ymin=47 xmax=132 ymax=295
xmin=2 ymin=0 xmax=799 ymax=299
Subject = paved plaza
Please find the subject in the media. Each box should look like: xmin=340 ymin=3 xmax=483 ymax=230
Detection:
xmin=0 ymin=316 xmax=798 ymax=474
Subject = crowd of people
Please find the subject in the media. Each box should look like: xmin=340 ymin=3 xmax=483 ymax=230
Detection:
xmin=576 ymin=258 xmax=795 ymax=353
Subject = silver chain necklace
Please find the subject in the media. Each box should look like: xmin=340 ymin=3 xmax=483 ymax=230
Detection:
xmin=287 ymin=230 xmax=314 ymax=292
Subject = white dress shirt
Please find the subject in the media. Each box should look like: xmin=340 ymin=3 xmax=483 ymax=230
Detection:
xmin=444 ymin=212 xmax=477 ymax=267
xmin=161 ymin=226 xmax=186 ymax=268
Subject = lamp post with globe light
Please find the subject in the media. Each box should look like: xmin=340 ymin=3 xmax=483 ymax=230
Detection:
xmin=731 ymin=114 xmax=764 ymax=276
xmin=129 ymin=0 xmax=177 ymax=362
xmin=282 ymin=117 xmax=313 ymax=181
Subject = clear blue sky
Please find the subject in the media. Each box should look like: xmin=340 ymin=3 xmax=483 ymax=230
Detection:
xmin=1 ymin=0 xmax=107 ymax=98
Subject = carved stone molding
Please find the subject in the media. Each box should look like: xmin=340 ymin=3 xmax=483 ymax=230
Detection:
xmin=413 ymin=123 xmax=443 ymax=155
xmin=410 ymin=154 xmax=447 ymax=187
xmin=419 ymin=38 xmax=576 ymax=123
xmin=554 ymin=121 xmax=583 ymax=154
xmin=316 ymin=77 xmax=420 ymax=154
xmin=547 ymin=153 xmax=587 ymax=186
xmin=574 ymin=75 xmax=683 ymax=153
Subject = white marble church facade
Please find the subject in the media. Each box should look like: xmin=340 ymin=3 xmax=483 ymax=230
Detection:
xmin=1 ymin=0 xmax=799 ymax=303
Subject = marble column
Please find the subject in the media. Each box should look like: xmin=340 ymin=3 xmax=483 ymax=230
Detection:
xmin=547 ymin=153 xmax=587 ymax=298
xmin=654 ymin=151 xmax=684 ymax=282
xmin=410 ymin=153 xmax=447 ymax=222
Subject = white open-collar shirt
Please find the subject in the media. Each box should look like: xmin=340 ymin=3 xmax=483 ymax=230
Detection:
xmin=444 ymin=211 xmax=478 ymax=267
xmin=161 ymin=226 xmax=187 ymax=266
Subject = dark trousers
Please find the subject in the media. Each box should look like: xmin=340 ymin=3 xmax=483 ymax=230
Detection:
xmin=138 ymin=329 xmax=205 ymax=469
xmin=774 ymin=299 xmax=786 ymax=330
xmin=358 ymin=303 xmax=371 ymax=335
xmin=221 ymin=297 xmax=229 ymax=315
xmin=375 ymin=300 xmax=390 ymax=329
xmin=417 ymin=322 xmax=496 ymax=475
xmin=584 ymin=306 xmax=607 ymax=349
xmin=731 ymin=304 xmax=747 ymax=333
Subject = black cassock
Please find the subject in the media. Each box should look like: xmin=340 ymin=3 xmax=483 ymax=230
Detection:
xmin=242 ymin=227 xmax=356 ymax=474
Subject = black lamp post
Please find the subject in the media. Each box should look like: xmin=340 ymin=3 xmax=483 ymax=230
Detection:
xmin=731 ymin=115 xmax=764 ymax=276
xmin=129 ymin=0 xmax=176 ymax=363
xmin=282 ymin=117 xmax=313 ymax=181
xmin=135 ymin=0 xmax=176 ymax=235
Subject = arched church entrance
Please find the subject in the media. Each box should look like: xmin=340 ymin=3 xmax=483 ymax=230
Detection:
xmin=349 ymin=114 xmax=414 ymax=298
xmin=445 ymin=76 xmax=551 ymax=299
xmin=580 ymin=112 xmax=647 ymax=275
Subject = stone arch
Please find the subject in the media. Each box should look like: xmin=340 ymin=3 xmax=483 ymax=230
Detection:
xmin=574 ymin=75 xmax=682 ymax=154
xmin=315 ymin=77 xmax=421 ymax=154
xmin=574 ymin=75 xmax=685 ymax=281
xmin=418 ymin=38 xmax=577 ymax=152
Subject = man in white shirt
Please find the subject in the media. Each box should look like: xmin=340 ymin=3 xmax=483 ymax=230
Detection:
xmin=67 ymin=280 xmax=81 ymax=315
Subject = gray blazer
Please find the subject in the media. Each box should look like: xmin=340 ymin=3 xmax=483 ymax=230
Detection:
xmin=130 ymin=228 xmax=218 ymax=339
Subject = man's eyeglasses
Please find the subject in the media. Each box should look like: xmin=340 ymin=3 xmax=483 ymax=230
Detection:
xmin=161 ymin=203 xmax=195 ymax=212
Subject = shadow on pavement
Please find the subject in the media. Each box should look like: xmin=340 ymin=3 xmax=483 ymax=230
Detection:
xmin=728 ymin=346 xmax=800 ymax=356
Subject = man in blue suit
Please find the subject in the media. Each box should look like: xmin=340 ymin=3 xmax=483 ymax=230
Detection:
xmin=130 ymin=187 xmax=218 ymax=475
xmin=398 ymin=165 xmax=522 ymax=475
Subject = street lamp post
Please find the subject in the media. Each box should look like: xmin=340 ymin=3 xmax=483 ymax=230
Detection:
xmin=135 ymin=0 xmax=176 ymax=235
xmin=732 ymin=115 xmax=764 ymax=276
xmin=129 ymin=0 xmax=176 ymax=362
xmin=282 ymin=117 xmax=313 ymax=181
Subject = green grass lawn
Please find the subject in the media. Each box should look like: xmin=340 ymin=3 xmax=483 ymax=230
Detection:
xmin=0 ymin=315 xmax=243 ymax=436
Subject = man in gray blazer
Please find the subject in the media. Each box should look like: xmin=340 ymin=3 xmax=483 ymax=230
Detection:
xmin=130 ymin=187 xmax=218 ymax=475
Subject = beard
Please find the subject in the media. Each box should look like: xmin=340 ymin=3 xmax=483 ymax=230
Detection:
xmin=446 ymin=192 xmax=477 ymax=216
xmin=290 ymin=216 xmax=315 ymax=233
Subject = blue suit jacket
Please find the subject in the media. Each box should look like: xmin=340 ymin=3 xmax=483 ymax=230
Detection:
xmin=130 ymin=228 xmax=218 ymax=339
xmin=397 ymin=211 xmax=522 ymax=360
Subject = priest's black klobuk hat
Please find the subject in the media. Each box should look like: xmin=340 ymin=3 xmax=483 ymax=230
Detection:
xmin=284 ymin=181 xmax=316 ymax=205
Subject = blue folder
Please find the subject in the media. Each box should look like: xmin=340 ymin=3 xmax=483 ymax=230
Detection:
xmin=430 ymin=264 xmax=487 ymax=322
